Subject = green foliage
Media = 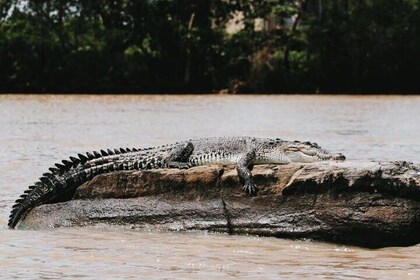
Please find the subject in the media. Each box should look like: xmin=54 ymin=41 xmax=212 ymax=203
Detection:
xmin=305 ymin=0 xmax=420 ymax=92
xmin=0 ymin=0 xmax=419 ymax=93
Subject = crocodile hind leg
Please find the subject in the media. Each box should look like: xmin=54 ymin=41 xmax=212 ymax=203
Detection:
xmin=236 ymin=150 xmax=257 ymax=196
xmin=164 ymin=142 xmax=194 ymax=169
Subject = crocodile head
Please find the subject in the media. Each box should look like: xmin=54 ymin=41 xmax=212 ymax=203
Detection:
xmin=283 ymin=140 xmax=346 ymax=163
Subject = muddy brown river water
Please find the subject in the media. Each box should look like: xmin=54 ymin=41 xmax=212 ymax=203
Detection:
xmin=0 ymin=94 xmax=419 ymax=279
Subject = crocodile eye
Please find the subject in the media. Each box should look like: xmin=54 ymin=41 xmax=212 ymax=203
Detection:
xmin=286 ymin=147 xmax=300 ymax=152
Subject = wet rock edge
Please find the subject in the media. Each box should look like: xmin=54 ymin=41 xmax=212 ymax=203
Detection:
xmin=20 ymin=161 xmax=420 ymax=248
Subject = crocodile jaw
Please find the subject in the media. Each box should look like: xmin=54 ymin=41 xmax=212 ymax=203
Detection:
xmin=285 ymin=150 xmax=346 ymax=163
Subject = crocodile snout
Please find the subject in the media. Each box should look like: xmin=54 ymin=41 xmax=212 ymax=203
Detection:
xmin=333 ymin=153 xmax=346 ymax=161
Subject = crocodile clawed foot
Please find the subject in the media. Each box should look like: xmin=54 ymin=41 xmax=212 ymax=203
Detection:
xmin=243 ymin=182 xmax=258 ymax=196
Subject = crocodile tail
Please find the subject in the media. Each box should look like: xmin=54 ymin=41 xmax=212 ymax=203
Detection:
xmin=8 ymin=148 xmax=140 ymax=229
xmin=8 ymin=182 xmax=56 ymax=229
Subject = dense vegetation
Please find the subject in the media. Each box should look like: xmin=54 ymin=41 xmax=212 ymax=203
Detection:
xmin=1 ymin=0 xmax=419 ymax=93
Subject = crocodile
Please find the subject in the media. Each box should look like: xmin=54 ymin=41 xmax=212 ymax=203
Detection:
xmin=8 ymin=136 xmax=345 ymax=229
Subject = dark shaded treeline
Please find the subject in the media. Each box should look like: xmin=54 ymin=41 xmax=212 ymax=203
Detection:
xmin=0 ymin=0 xmax=419 ymax=94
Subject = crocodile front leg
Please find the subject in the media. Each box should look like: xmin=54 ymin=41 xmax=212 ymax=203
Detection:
xmin=236 ymin=149 xmax=257 ymax=196
xmin=164 ymin=142 xmax=194 ymax=169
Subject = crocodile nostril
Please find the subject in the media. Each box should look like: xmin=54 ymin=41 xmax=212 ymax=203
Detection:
xmin=333 ymin=153 xmax=346 ymax=161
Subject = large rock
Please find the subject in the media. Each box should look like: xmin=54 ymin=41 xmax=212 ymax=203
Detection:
xmin=21 ymin=161 xmax=420 ymax=248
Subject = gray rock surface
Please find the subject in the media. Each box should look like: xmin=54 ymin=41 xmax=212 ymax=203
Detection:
xmin=21 ymin=161 xmax=420 ymax=248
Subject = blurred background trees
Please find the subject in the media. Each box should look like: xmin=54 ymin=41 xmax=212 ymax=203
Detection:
xmin=0 ymin=0 xmax=419 ymax=93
